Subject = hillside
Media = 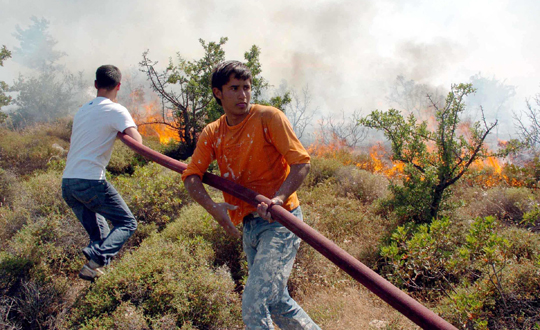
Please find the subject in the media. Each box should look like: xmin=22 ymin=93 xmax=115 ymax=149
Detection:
xmin=0 ymin=120 xmax=539 ymax=329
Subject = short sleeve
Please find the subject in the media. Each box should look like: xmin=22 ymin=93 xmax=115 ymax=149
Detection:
xmin=265 ymin=109 xmax=310 ymax=165
xmin=108 ymin=104 xmax=136 ymax=133
xmin=181 ymin=126 xmax=215 ymax=181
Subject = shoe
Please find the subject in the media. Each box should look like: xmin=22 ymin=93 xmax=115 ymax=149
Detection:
xmin=79 ymin=260 xmax=105 ymax=282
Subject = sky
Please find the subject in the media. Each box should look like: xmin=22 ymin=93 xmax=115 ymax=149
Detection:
xmin=1 ymin=0 xmax=539 ymax=140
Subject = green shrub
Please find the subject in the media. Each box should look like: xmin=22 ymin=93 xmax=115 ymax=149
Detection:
xmin=290 ymin=183 xmax=389 ymax=298
xmin=112 ymin=162 xmax=189 ymax=229
xmin=0 ymin=123 xmax=70 ymax=177
xmin=438 ymin=260 xmax=540 ymax=330
xmin=106 ymin=140 xmax=157 ymax=176
xmin=160 ymin=202 xmax=245 ymax=286
xmin=0 ymin=207 xmax=32 ymax=249
xmin=22 ymin=169 xmax=70 ymax=217
xmin=381 ymin=164 xmax=453 ymax=224
xmin=334 ymin=166 xmax=389 ymax=204
xmin=380 ymin=217 xmax=463 ymax=298
xmin=70 ymin=205 xmax=243 ymax=330
xmin=304 ymin=157 xmax=343 ymax=187
xmin=0 ymin=253 xmax=34 ymax=296
xmin=0 ymin=168 xmax=19 ymax=208
xmin=473 ymin=187 xmax=536 ymax=225
xmin=499 ymin=227 xmax=540 ymax=261
xmin=381 ymin=215 xmax=540 ymax=328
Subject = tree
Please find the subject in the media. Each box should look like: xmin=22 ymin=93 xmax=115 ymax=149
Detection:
xmin=285 ymin=85 xmax=317 ymax=140
xmin=0 ymin=46 xmax=12 ymax=123
xmin=318 ymin=110 xmax=367 ymax=148
xmin=359 ymin=83 xmax=497 ymax=223
xmin=514 ymin=93 xmax=540 ymax=151
xmin=9 ymin=71 xmax=85 ymax=128
xmin=467 ymin=73 xmax=516 ymax=140
xmin=12 ymin=16 xmax=65 ymax=71
xmin=7 ymin=17 xmax=86 ymax=129
xmin=140 ymin=38 xmax=291 ymax=159
xmin=387 ymin=75 xmax=445 ymax=120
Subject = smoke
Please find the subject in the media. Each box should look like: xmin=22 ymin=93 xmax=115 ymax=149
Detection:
xmin=0 ymin=0 xmax=538 ymax=133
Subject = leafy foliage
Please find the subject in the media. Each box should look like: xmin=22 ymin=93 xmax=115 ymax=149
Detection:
xmin=0 ymin=45 xmax=12 ymax=121
xmin=140 ymin=38 xmax=290 ymax=159
xmin=382 ymin=216 xmax=539 ymax=329
xmin=112 ymin=162 xmax=188 ymax=228
xmin=360 ymin=83 xmax=497 ymax=223
xmin=9 ymin=70 xmax=85 ymax=129
xmin=70 ymin=205 xmax=243 ymax=330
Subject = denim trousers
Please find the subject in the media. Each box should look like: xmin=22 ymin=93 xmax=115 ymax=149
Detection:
xmin=242 ymin=206 xmax=321 ymax=330
xmin=61 ymin=178 xmax=137 ymax=266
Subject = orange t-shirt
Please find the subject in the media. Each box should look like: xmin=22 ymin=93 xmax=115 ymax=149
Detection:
xmin=181 ymin=104 xmax=310 ymax=225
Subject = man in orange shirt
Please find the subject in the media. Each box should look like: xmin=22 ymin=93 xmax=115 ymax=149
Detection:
xmin=182 ymin=61 xmax=320 ymax=329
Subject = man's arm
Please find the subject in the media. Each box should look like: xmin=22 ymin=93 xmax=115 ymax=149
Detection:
xmin=184 ymin=174 xmax=241 ymax=237
xmin=123 ymin=127 xmax=143 ymax=144
xmin=273 ymin=163 xmax=311 ymax=202
xmin=257 ymin=163 xmax=311 ymax=221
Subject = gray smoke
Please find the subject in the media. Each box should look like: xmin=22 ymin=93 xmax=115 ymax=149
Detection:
xmin=0 ymin=0 xmax=538 ymax=135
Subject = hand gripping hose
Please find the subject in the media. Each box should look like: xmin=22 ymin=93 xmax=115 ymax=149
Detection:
xmin=117 ymin=132 xmax=458 ymax=330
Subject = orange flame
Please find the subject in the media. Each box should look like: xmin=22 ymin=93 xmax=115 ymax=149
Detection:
xmin=308 ymin=130 xmax=528 ymax=187
xmin=130 ymin=96 xmax=180 ymax=144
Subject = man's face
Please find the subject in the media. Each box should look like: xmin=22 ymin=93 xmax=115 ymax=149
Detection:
xmin=213 ymin=75 xmax=252 ymax=118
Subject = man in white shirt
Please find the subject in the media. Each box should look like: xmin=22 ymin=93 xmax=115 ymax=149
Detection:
xmin=62 ymin=65 xmax=142 ymax=281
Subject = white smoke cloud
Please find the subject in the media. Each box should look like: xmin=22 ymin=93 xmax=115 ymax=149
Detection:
xmin=1 ymin=0 xmax=538 ymax=132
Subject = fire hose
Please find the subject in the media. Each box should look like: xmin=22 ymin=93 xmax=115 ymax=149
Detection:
xmin=117 ymin=132 xmax=458 ymax=330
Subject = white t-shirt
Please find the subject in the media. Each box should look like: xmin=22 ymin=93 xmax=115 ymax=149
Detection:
xmin=63 ymin=97 xmax=137 ymax=180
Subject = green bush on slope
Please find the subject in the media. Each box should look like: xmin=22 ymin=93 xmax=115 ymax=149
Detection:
xmin=112 ymin=162 xmax=189 ymax=229
xmin=381 ymin=216 xmax=540 ymax=329
xmin=70 ymin=204 xmax=243 ymax=330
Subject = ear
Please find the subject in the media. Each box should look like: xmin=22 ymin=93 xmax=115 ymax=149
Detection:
xmin=94 ymin=80 xmax=98 ymax=89
xmin=212 ymin=87 xmax=222 ymax=101
xmin=116 ymin=83 xmax=121 ymax=91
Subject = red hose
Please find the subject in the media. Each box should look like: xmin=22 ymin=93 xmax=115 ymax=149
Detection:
xmin=118 ymin=132 xmax=458 ymax=330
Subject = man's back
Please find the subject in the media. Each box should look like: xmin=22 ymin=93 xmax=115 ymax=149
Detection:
xmin=63 ymin=97 xmax=135 ymax=180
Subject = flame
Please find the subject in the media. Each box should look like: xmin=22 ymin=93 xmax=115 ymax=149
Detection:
xmin=129 ymin=93 xmax=180 ymax=144
xmin=308 ymin=128 xmax=528 ymax=187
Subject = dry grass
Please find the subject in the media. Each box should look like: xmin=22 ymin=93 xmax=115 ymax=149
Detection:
xmin=299 ymin=286 xmax=419 ymax=330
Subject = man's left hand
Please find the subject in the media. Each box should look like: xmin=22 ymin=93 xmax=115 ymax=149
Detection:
xmin=257 ymin=198 xmax=284 ymax=223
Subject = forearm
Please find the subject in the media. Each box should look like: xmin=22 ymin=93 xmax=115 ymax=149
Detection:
xmin=273 ymin=163 xmax=311 ymax=202
xmin=184 ymin=174 xmax=240 ymax=237
xmin=184 ymin=175 xmax=217 ymax=212
xmin=124 ymin=127 xmax=143 ymax=144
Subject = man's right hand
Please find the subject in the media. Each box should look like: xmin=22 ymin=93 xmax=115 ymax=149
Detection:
xmin=208 ymin=202 xmax=241 ymax=238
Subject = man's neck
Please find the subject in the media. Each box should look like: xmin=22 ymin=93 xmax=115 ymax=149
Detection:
xmin=225 ymin=104 xmax=252 ymax=126
xmin=96 ymin=89 xmax=117 ymax=101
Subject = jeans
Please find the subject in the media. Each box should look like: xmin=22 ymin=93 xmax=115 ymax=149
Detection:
xmin=242 ymin=206 xmax=321 ymax=330
xmin=61 ymin=178 xmax=137 ymax=266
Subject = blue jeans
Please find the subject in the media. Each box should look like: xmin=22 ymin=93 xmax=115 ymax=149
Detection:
xmin=242 ymin=206 xmax=320 ymax=330
xmin=61 ymin=178 xmax=137 ymax=266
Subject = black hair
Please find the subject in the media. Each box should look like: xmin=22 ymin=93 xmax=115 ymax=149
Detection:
xmin=211 ymin=60 xmax=252 ymax=105
xmin=95 ymin=65 xmax=122 ymax=90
